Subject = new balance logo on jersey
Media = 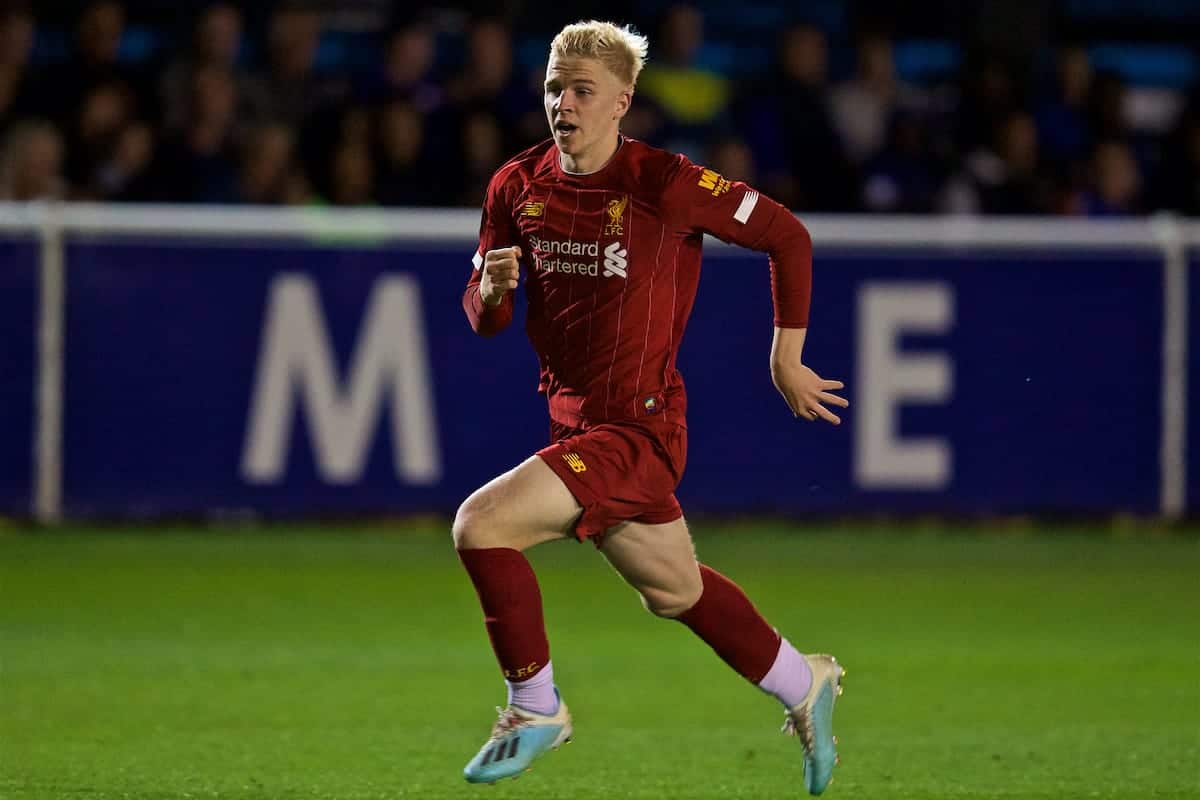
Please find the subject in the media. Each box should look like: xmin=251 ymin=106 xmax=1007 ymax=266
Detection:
xmin=602 ymin=242 xmax=628 ymax=279
xmin=734 ymin=190 xmax=759 ymax=224
xmin=562 ymin=453 xmax=587 ymax=473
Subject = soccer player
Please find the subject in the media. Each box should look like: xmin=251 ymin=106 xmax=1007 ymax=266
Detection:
xmin=455 ymin=19 xmax=849 ymax=795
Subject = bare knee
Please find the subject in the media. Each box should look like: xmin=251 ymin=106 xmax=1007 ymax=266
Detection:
xmin=639 ymin=582 xmax=703 ymax=619
xmin=452 ymin=489 xmax=500 ymax=550
xmin=452 ymin=485 xmax=559 ymax=551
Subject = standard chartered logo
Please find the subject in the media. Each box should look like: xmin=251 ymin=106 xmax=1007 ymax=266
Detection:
xmin=602 ymin=242 xmax=628 ymax=278
xmin=529 ymin=235 xmax=628 ymax=280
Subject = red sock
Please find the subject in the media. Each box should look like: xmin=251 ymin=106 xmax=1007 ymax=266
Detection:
xmin=457 ymin=547 xmax=550 ymax=681
xmin=676 ymin=564 xmax=782 ymax=684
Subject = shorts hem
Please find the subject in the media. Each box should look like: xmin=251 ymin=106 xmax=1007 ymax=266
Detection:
xmin=537 ymin=450 xmax=684 ymax=545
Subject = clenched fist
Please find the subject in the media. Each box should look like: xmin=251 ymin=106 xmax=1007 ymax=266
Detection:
xmin=480 ymin=246 xmax=522 ymax=306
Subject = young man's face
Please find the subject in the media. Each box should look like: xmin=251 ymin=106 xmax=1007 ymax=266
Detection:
xmin=544 ymin=54 xmax=630 ymax=162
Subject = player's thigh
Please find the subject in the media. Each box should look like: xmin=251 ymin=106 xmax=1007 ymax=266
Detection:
xmin=599 ymin=517 xmax=702 ymax=618
xmin=453 ymin=455 xmax=582 ymax=551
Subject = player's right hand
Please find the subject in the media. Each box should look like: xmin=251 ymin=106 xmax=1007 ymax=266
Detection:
xmin=480 ymin=246 xmax=522 ymax=306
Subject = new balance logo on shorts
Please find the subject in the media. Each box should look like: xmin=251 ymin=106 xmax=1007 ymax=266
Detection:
xmin=562 ymin=453 xmax=587 ymax=473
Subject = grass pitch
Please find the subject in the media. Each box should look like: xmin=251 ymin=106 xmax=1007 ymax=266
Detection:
xmin=2 ymin=521 xmax=1198 ymax=799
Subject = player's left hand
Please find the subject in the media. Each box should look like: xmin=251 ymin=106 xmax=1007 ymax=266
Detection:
xmin=771 ymin=361 xmax=849 ymax=424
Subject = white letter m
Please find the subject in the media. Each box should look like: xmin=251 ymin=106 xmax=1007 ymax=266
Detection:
xmin=242 ymin=274 xmax=441 ymax=485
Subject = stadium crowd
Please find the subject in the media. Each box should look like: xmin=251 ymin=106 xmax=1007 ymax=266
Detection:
xmin=3 ymin=0 xmax=1200 ymax=215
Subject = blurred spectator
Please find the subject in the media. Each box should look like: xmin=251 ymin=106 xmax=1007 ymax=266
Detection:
xmin=237 ymin=122 xmax=297 ymax=204
xmin=358 ymin=19 xmax=443 ymax=113
xmin=0 ymin=5 xmax=36 ymax=135
xmin=328 ymin=140 xmax=374 ymax=205
xmin=153 ymin=66 xmax=240 ymax=202
xmin=375 ymin=100 xmax=432 ymax=205
xmin=1036 ymin=46 xmax=1092 ymax=167
xmin=1154 ymin=97 xmax=1200 ymax=214
xmin=90 ymin=121 xmax=156 ymax=201
xmin=0 ymin=120 xmax=65 ymax=200
xmin=242 ymin=5 xmax=346 ymax=128
xmin=952 ymin=50 xmax=1019 ymax=157
xmin=986 ymin=111 xmax=1053 ymax=214
xmin=637 ymin=4 xmax=730 ymax=159
xmin=1084 ymin=70 xmax=1159 ymax=188
xmin=302 ymin=103 xmax=369 ymax=199
xmin=515 ymin=58 xmax=553 ymax=149
xmin=441 ymin=17 xmax=540 ymax=154
xmin=447 ymin=17 xmax=514 ymax=111
xmin=831 ymin=33 xmax=921 ymax=166
xmin=282 ymin=166 xmax=319 ymax=205
xmin=737 ymin=23 xmax=855 ymax=211
xmin=620 ymin=97 xmax=668 ymax=145
xmin=1078 ymin=139 xmax=1142 ymax=216
xmin=37 ymin=1 xmax=152 ymax=126
xmin=456 ymin=111 xmax=504 ymax=206
xmin=79 ymin=1 xmax=125 ymax=64
xmin=339 ymin=106 xmax=372 ymax=149
xmin=943 ymin=111 xmax=1052 ymax=215
xmin=161 ymin=4 xmax=245 ymax=130
xmin=1087 ymin=70 xmax=1130 ymax=143
xmin=706 ymin=136 xmax=755 ymax=184
xmin=65 ymin=80 xmax=136 ymax=192
xmin=862 ymin=110 xmax=940 ymax=213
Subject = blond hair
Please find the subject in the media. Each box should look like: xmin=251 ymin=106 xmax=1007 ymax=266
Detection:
xmin=550 ymin=20 xmax=648 ymax=89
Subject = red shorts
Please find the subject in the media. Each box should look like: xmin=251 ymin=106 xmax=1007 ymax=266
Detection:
xmin=538 ymin=418 xmax=687 ymax=543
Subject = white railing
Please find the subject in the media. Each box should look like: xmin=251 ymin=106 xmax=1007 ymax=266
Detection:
xmin=4 ymin=204 xmax=1191 ymax=522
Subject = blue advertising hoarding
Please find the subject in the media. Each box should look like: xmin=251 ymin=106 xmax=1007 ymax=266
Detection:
xmin=684 ymin=247 xmax=1163 ymax=514
xmin=57 ymin=236 xmax=1166 ymax=517
xmin=62 ymin=239 xmax=544 ymax=517
xmin=0 ymin=238 xmax=39 ymax=516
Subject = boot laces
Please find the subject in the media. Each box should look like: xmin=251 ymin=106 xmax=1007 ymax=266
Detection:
xmin=782 ymin=707 xmax=814 ymax=751
xmin=491 ymin=706 xmax=533 ymax=738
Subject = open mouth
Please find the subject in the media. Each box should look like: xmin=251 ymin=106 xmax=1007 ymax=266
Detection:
xmin=554 ymin=121 xmax=578 ymax=137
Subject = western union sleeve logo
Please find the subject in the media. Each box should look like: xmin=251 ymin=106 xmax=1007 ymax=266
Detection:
xmin=562 ymin=453 xmax=587 ymax=473
xmin=522 ymin=201 xmax=545 ymax=217
xmin=697 ymin=168 xmax=731 ymax=197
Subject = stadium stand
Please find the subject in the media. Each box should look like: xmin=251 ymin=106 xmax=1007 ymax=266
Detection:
xmin=3 ymin=0 xmax=1200 ymax=214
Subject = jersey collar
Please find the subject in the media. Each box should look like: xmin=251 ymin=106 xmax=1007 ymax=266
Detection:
xmin=552 ymin=136 xmax=627 ymax=185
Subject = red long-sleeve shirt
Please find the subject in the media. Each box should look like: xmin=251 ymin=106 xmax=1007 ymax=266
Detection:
xmin=464 ymin=136 xmax=812 ymax=429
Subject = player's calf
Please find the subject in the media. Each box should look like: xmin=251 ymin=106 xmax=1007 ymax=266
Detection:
xmin=637 ymin=583 xmax=702 ymax=618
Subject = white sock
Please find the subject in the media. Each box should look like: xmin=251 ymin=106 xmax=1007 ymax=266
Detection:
xmin=506 ymin=660 xmax=559 ymax=715
xmin=757 ymin=638 xmax=813 ymax=708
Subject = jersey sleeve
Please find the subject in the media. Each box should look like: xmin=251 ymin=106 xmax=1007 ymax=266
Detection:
xmin=662 ymin=156 xmax=812 ymax=328
xmin=463 ymin=168 xmax=520 ymax=336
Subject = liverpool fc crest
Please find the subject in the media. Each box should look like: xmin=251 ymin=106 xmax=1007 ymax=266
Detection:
xmin=604 ymin=195 xmax=629 ymax=236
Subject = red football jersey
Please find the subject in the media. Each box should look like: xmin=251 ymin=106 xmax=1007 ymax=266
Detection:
xmin=464 ymin=137 xmax=812 ymax=429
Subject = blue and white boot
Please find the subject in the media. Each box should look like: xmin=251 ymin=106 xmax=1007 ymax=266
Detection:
xmin=463 ymin=696 xmax=573 ymax=784
xmin=783 ymin=654 xmax=845 ymax=795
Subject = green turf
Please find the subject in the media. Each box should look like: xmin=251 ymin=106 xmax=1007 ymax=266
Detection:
xmin=2 ymin=522 xmax=1198 ymax=799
